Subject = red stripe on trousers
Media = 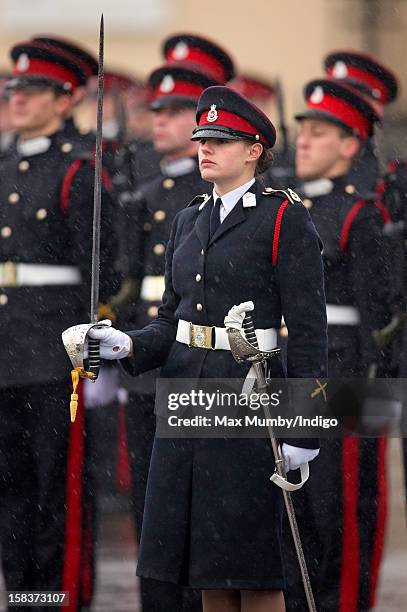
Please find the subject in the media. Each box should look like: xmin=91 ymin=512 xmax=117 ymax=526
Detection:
xmin=339 ymin=437 xmax=360 ymax=612
xmin=369 ymin=437 xmax=388 ymax=608
xmin=62 ymin=379 xmax=85 ymax=611
xmin=116 ymin=403 xmax=132 ymax=494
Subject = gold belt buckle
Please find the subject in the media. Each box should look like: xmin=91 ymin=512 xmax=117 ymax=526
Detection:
xmin=0 ymin=261 xmax=17 ymax=287
xmin=189 ymin=323 xmax=215 ymax=349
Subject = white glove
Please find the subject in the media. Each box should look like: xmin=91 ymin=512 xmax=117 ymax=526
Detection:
xmin=280 ymin=443 xmax=319 ymax=472
xmin=85 ymin=325 xmax=132 ymax=360
xmin=84 ymin=365 xmax=120 ymax=408
xmin=224 ymin=301 xmax=254 ymax=330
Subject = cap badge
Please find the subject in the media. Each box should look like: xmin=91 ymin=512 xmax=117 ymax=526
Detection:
xmin=206 ymin=104 xmax=218 ymax=123
xmin=310 ymin=86 xmax=324 ymax=104
xmin=332 ymin=61 xmax=348 ymax=79
xmin=160 ymin=75 xmax=175 ymax=93
xmin=173 ymin=41 xmax=189 ymax=60
xmin=16 ymin=53 xmax=30 ymax=73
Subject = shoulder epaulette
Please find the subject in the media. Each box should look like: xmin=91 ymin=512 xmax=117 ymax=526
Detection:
xmin=262 ymin=187 xmax=302 ymax=204
xmin=187 ymin=193 xmax=211 ymax=208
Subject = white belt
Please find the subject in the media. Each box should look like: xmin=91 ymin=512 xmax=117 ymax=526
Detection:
xmin=0 ymin=262 xmax=82 ymax=287
xmin=140 ymin=275 xmax=165 ymax=302
xmin=326 ymin=304 xmax=360 ymax=326
xmin=176 ymin=319 xmax=277 ymax=351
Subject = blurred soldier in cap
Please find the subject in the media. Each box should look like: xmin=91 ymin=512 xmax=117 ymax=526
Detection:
xmin=116 ymin=34 xmax=236 ymax=612
xmin=229 ymin=73 xmax=295 ymax=188
xmin=285 ymin=78 xmax=392 ymax=612
xmin=323 ymin=50 xmax=399 ymax=193
xmin=325 ymin=51 xmax=407 ymax=506
xmin=29 ymin=35 xmax=98 ymax=149
xmin=0 ymin=40 xmax=116 ymax=611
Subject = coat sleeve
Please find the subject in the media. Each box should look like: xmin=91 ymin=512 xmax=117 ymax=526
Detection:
xmin=347 ymin=203 xmax=392 ymax=375
xmin=275 ymin=202 xmax=328 ymax=450
xmin=121 ymin=212 xmax=183 ymax=376
xmin=276 ymin=202 xmax=328 ymax=378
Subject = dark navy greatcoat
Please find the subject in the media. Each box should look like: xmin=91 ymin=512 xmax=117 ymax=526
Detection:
xmin=121 ymin=178 xmax=327 ymax=589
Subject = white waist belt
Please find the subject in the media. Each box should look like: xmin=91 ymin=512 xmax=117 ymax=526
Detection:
xmin=176 ymin=319 xmax=277 ymax=351
xmin=0 ymin=262 xmax=82 ymax=287
xmin=140 ymin=275 xmax=165 ymax=302
xmin=326 ymin=304 xmax=360 ymax=326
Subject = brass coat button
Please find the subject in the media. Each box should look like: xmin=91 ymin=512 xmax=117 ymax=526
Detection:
xmin=0 ymin=294 xmax=8 ymax=305
xmin=36 ymin=208 xmax=47 ymax=220
xmin=153 ymin=243 xmax=165 ymax=256
xmin=147 ymin=306 xmax=159 ymax=317
xmin=1 ymin=226 xmax=12 ymax=238
xmin=345 ymin=184 xmax=355 ymax=194
xmin=154 ymin=210 xmax=166 ymax=222
xmin=196 ymin=303 xmax=203 ymax=312
xmin=18 ymin=160 xmax=30 ymax=172
xmin=303 ymin=198 xmax=313 ymax=209
xmin=8 ymin=192 xmax=20 ymax=204
xmin=61 ymin=142 xmax=73 ymax=153
xmin=195 ymin=274 xmax=202 ymax=282
xmin=163 ymin=178 xmax=175 ymax=190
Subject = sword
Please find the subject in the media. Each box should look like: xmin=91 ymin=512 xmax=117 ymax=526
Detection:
xmin=61 ymin=15 xmax=105 ymax=422
xmin=88 ymin=13 xmax=105 ymax=380
xmin=227 ymin=308 xmax=317 ymax=612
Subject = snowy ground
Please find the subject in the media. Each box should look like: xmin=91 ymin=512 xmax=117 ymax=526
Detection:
xmin=0 ymin=438 xmax=406 ymax=611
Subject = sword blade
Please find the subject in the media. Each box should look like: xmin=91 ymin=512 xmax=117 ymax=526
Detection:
xmin=90 ymin=13 xmax=104 ymax=324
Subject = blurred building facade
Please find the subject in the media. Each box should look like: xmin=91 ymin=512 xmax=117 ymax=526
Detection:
xmin=0 ymin=0 xmax=405 ymax=153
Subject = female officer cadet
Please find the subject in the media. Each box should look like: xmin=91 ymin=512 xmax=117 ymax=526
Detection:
xmin=82 ymin=86 xmax=328 ymax=611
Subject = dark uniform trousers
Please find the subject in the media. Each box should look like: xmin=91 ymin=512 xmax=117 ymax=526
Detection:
xmin=0 ymin=131 xmax=116 ymax=612
xmin=121 ymin=180 xmax=327 ymax=591
xmin=284 ymin=173 xmax=392 ymax=612
xmin=121 ymin=162 xmax=208 ymax=611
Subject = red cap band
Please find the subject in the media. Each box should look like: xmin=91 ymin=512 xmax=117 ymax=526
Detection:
xmin=153 ymin=78 xmax=205 ymax=101
xmin=231 ymin=78 xmax=274 ymax=102
xmin=198 ymin=108 xmax=265 ymax=143
xmin=307 ymin=92 xmax=371 ymax=139
xmin=14 ymin=58 xmax=78 ymax=89
xmin=167 ymin=46 xmax=226 ymax=82
xmin=327 ymin=64 xmax=389 ymax=103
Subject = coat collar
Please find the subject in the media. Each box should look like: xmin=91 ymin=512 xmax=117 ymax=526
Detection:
xmin=194 ymin=179 xmax=261 ymax=248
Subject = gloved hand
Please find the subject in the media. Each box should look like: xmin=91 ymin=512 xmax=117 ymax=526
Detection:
xmin=280 ymin=443 xmax=320 ymax=472
xmin=224 ymin=301 xmax=254 ymax=330
xmin=85 ymin=325 xmax=132 ymax=360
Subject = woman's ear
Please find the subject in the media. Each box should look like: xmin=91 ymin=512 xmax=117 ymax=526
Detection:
xmin=248 ymin=142 xmax=263 ymax=162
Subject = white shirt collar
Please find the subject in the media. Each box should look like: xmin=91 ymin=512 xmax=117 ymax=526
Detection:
xmin=212 ymin=178 xmax=255 ymax=221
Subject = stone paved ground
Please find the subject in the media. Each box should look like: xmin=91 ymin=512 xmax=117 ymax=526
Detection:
xmin=1 ymin=438 xmax=406 ymax=611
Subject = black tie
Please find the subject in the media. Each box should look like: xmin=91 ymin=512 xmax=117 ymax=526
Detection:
xmin=209 ymin=197 xmax=222 ymax=239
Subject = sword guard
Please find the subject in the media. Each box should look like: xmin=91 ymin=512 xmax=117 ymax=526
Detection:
xmin=62 ymin=319 xmax=111 ymax=370
xmin=226 ymin=327 xmax=280 ymax=365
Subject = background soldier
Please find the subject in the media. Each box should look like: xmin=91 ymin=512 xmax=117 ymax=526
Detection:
xmin=0 ymin=41 xmax=116 ymax=611
xmin=323 ymin=50 xmax=407 ymax=508
xmin=285 ymin=78 xmax=392 ymax=612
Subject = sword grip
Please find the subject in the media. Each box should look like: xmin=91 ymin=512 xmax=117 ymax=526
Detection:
xmin=88 ymin=338 xmax=100 ymax=381
xmin=242 ymin=313 xmax=258 ymax=348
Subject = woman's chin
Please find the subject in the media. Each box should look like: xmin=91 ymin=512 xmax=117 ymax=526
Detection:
xmin=200 ymin=167 xmax=217 ymax=181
